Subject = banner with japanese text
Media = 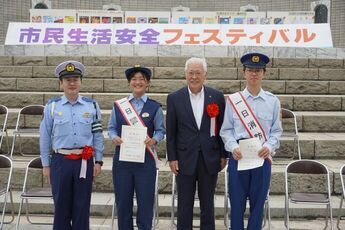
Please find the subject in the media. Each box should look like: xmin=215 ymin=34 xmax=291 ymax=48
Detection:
xmin=5 ymin=22 xmax=333 ymax=47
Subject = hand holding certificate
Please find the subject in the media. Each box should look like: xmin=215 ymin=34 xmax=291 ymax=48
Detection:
xmin=237 ymin=138 xmax=264 ymax=171
xmin=119 ymin=125 xmax=147 ymax=163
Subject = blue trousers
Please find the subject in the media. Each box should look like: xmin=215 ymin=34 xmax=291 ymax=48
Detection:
xmin=50 ymin=153 xmax=93 ymax=230
xmin=228 ymin=157 xmax=271 ymax=230
xmin=112 ymin=153 xmax=156 ymax=230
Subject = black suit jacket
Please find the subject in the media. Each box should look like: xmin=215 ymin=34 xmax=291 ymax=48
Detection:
xmin=166 ymin=86 xmax=227 ymax=175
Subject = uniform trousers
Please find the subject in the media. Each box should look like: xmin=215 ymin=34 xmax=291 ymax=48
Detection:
xmin=227 ymin=156 xmax=271 ymax=230
xmin=112 ymin=153 xmax=156 ymax=230
xmin=50 ymin=153 xmax=94 ymax=230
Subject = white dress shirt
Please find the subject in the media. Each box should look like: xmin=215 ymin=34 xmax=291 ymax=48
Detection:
xmin=188 ymin=86 xmax=204 ymax=129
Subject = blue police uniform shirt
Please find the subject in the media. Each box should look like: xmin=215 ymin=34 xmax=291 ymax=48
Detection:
xmin=40 ymin=95 xmax=104 ymax=167
xmin=108 ymin=94 xmax=165 ymax=143
xmin=220 ymin=88 xmax=282 ymax=155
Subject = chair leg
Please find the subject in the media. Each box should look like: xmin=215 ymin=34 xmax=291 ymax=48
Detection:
xmin=0 ymin=192 xmax=6 ymax=230
xmin=0 ymin=189 xmax=15 ymax=229
xmin=15 ymin=199 xmax=24 ymax=230
xmin=224 ymin=194 xmax=229 ymax=228
xmin=267 ymin=200 xmax=272 ymax=230
xmin=329 ymin=202 xmax=334 ymax=230
xmin=9 ymin=134 xmax=16 ymax=159
xmin=337 ymin=196 xmax=344 ymax=230
xmin=18 ymin=135 xmax=23 ymax=156
xmin=111 ymin=200 xmax=115 ymax=230
xmin=8 ymin=189 xmax=14 ymax=224
xmin=285 ymin=200 xmax=290 ymax=230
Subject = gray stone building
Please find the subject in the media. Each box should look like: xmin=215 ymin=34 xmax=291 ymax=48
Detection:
xmin=1 ymin=0 xmax=344 ymax=47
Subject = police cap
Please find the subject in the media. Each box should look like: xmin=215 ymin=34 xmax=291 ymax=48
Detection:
xmin=125 ymin=65 xmax=151 ymax=81
xmin=55 ymin=60 xmax=85 ymax=79
xmin=240 ymin=52 xmax=269 ymax=69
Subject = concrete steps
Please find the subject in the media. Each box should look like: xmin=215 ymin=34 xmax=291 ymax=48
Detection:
xmin=2 ymin=78 xmax=345 ymax=95
xmin=4 ymin=108 xmax=345 ymax=132
xmin=2 ymin=158 xmax=343 ymax=195
xmin=2 ymin=190 xmax=345 ymax=219
xmin=0 ymin=92 xmax=344 ymax=111
xmin=2 ymin=132 xmax=345 ymax=159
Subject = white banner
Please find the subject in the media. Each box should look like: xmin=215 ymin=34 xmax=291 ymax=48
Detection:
xmin=5 ymin=22 xmax=333 ymax=47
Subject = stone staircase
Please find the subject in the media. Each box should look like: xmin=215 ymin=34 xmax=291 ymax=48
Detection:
xmin=0 ymin=54 xmax=345 ymax=225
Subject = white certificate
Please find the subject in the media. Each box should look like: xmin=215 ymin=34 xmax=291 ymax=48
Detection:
xmin=237 ymin=138 xmax=264 ymax=171
xmin=119 ymin=125 xmax=147 ymax=163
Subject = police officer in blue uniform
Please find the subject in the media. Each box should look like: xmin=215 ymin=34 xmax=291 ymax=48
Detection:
xmin=220 ymin=53 xmax=282 ymax=230
xmin=108 ymin=65 xmax=165 ymax=230
xmin=40 ymin=60 xmax=104 ymax=230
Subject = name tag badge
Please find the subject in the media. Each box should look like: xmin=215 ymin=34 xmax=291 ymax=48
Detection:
xmin=142 ymin=112 xmax=150 ymax=118
xmin=83 ymin=112 xmax=92 ymax=118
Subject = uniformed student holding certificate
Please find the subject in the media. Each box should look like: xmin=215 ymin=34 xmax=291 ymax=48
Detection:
xmin=108 ymin=65 xmax=165 ymax=230
xmin=220 ymin=53 xmax=282 ymax=230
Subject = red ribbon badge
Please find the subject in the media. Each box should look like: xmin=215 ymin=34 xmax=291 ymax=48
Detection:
xmin=64 ymin=146 xmax=94 ymax=160
xmin=206 ymin=103 xmax=219 ymax=136
xmin=206 ymin=103 xmax=219 ymax=118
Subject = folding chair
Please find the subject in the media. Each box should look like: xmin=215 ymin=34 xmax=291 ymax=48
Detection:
xmin=0 ymin=155 xmax=15 ymax=229
xmin=0 ymin=105 xmax=9 ymax=155
xmin=111 ymin=168 xmax=160 ymax=230
xmin=223 ymin=165 xmax=271 ymax=229
xmin=10 ymin=105 xmax=44 ymax=159
xmin=16 ymin=157 xmax=53 ymax=229
xmin=280 ymin=108 xmax=301 ymax=160
xmin=337 ymin=164 xmax=345 ymax=229
xmin=285 ymin=160 xmax=333 ymax=230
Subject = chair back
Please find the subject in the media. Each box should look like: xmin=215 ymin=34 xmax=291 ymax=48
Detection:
xmin=281 ymin=108 xmax=295 ymax=119
xmin=0 ymin=155 xmax=13 ymax=194
xmin=280 ymin=108 xmax=301 ymax=159
xmin=0 ymin=105 xmax=7 ymax=116
xmin=287 ymin=160 xmax=327 ymax=174
xmin=20 ymin=105 xmax=44 ymax=116
xmin=22 ymin=157 xmax=44 ymax=192
xmin=0 ymin=104 xmax=8 ymax=135
xmin=16 ymin=105 xmax=44 ymax=130
xmin=285 ymin=160 xmax=330 ymax=195
xmin=0 ymin=155 xmax=12 ymax=169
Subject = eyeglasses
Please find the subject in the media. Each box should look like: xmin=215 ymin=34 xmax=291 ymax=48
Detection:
xmin=187 ymin=71 xmax=204 ymax=77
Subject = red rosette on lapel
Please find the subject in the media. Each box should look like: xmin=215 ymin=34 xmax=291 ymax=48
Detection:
xmin=206 ymin=103 xmax=219 ymax=136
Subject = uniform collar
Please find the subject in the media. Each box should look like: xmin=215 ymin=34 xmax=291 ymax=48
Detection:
xmin=61 ymin=95 xmax=85 ymax=105
xmin=243 ymin=88 xmax=266 ymax=101
xmin=128 ymin=94 xmax=147 ymax=103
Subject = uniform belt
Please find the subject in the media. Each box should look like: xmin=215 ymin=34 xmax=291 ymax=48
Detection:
xmin=57 ymin=149 xmax=83 ymax=155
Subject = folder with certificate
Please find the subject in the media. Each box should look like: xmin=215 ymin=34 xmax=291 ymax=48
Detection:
xmin=119 ymin=125 xmax=147 ymax=163
xmin=237 ymin=138 xmax=264 ymax=171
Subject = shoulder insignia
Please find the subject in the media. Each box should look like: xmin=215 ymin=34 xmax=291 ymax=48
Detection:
xmin=47 ymin=96 xmax=61 ymax=104
xmin=82 ymin=96 xmax=94 ymax=103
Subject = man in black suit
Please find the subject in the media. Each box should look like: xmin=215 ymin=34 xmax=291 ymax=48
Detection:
xmin=166 ymin=57 xmax=227 ymax=230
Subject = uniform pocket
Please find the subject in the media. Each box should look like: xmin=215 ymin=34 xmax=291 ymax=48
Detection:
xmin=53 ymin=119 xmax=70 ymax=136
xmin=79 ymin=117 xmax=92 ymax=136
xmin=258 ymin=112 xmax=273 ymax=128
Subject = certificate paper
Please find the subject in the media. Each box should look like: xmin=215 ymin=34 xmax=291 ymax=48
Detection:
xmin=237 ymin=138 xmax=264 ymax=171
xmin=119 ymin=125 xmax=147 ymax=163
